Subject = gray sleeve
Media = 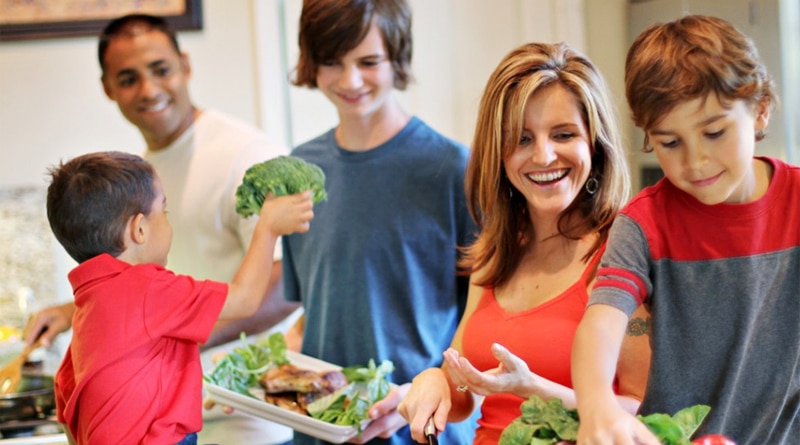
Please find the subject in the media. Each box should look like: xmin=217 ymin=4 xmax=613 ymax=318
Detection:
xmin=589 ymin=215 xmax=652 ymax=317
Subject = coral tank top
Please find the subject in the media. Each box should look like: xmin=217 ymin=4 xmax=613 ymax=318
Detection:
xmin=461 ymin=244 xmax=606 ymax=444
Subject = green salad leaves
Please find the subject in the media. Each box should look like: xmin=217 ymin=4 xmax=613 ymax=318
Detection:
xmin=307 ymin=359 xmax=395 ymax=431
xmin=203 ymin=332 xmax=289 ymax=397
xmin=203 ymin=332 xmax=395 ymax=436
xmin=498 ymin=395 xmax=711 ymax=445
xmin=499 ymin=396 xmax=579 ymax=445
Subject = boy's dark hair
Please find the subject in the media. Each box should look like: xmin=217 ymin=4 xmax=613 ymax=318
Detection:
xmin=98 ymin=13 xmax=181 ymax=74
xmin=47 ymin=151 xmax=157 ymax=263
xmin=292 ymin=0 xmax=413 ymax=90
xmin=625 ymin=14 xmax=776 ymax=151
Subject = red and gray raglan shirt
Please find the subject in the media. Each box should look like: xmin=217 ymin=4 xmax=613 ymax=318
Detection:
xmin=589 ymin=157 xmax=800 ymax=445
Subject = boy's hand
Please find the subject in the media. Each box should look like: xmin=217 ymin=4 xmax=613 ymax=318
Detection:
xmin=577 ymin=403 xmax=660 ymax=445
xmin=259 ymin=190 xmax=314 ymax=235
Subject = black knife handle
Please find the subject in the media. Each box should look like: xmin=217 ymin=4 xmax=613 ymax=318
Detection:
xmin=424 ymin=416 xmax=439 ymax=445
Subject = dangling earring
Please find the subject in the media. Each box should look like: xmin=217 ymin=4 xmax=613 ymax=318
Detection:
xmin=508 ymin=187 xmax=514 ymax=199
xmin=755 ymin=129 xmax=765 ymax=141
xmin=585 ymin=173 xmax=599 ymax=195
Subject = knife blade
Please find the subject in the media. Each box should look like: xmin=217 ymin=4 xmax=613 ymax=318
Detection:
xmin=424 ymin=416 xmax=439 ymax=445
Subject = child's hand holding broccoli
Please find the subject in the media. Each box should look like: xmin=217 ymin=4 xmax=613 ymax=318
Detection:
xmin=259 ymin=190 xmax=315 ymax=236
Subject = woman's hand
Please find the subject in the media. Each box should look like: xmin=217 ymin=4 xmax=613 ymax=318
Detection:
xmin=398 ymin=369 xmax=453 ymax=443
xmin=444 ymin=343 xmax=536 ymax=397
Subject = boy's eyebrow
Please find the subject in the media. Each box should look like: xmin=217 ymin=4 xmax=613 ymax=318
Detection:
xmin=650 ymin=113 xmax=727 ymax=135
xmin=358 ymin=53 xmax=386 ymax=60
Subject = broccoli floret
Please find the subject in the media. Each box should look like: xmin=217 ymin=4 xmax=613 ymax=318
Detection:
xmin=235 ymin=155 xmax=327 ymax=218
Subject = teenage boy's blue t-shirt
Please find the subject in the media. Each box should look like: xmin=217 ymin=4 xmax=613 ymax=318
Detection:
xmin=283 ymin=117 xmax=478 ymax=444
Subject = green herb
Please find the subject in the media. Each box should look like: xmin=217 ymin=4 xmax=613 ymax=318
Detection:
xmin=498 ymin=395 xmax=711 ymax=445
xmin=499 ymin=396 xmax=579 ymax=445
xmin=203 ymin=332 xmax=289 ymax=397
xmin=637 ymin=404 xmax=711 ymax=445
xmin=307 ymin=359 xmax=395 ymax=435
xmin=235 ymin=155 xmax=327 ymax=218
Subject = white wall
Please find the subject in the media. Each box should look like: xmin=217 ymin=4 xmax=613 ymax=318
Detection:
xmin=0 ymin=0 xmax=264 ymax=188
xmin=0 ymin=0 xmax=614 ymax=189
xmin=266 ymin=0 xmax=591 ymax=150
xmin=0 ymin=0 xmax=619 ymax=304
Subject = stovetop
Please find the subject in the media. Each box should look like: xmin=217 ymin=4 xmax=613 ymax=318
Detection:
xmin=0 ymin=435 xmax=67 ymax=445
xmin=0 ymin=418 xmax=67 ymax=444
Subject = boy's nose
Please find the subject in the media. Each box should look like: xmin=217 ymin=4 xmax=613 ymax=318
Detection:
xmin=338 ymin=65 xmax=364 ymax=89
xmin=683 ymin=145 xmax=708 ymax=169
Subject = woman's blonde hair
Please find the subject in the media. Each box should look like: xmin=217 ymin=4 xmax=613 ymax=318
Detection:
xmin=461 ymin=42 xmax=630 ymax=288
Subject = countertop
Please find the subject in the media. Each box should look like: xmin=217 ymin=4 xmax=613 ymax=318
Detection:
xmin=0 ymin=434 xmax=68 ymax=445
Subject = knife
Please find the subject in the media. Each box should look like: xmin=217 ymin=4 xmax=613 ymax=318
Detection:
xmin=424 ymin=416 xmax=439 ymax=445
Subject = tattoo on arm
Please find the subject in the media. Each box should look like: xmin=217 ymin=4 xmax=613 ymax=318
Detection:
xmin=627 ymin=316 xmax=651 ymax=336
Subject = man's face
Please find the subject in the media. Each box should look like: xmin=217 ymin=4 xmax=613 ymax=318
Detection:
xmin=101 ymin=29 xmax=194 ymax=150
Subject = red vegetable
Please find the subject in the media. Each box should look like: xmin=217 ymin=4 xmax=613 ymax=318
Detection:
xmin=691 ymin=434 xmax=736 ymax=445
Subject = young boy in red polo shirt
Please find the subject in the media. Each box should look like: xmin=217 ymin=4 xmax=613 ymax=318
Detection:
xmin=47 ymin=151 xmax=313 ymax=445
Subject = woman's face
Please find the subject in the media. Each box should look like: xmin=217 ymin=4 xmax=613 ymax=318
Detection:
xmin=504 ymin=83 xmax=593 ymax=221
xmin=315 ymin=21 xmax=396 ymax=120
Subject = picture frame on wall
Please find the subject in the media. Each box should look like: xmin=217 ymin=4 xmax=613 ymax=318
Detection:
xmin=0 ymin=0 xmax=202 ymax=42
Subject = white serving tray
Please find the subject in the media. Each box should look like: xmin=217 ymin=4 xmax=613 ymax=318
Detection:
xmin=203 ymin=351 xmax=369 ymax=444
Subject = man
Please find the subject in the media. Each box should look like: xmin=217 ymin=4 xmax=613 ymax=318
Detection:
xmin=25 ymin=13 xmax=298 ymax=445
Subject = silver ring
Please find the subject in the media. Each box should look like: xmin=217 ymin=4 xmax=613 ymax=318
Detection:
xmin=456 ymin=384 xmax=468 ymax=392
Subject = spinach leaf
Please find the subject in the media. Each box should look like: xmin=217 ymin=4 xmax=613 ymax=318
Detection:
xmin=499 ymin=395 xmax=711 ymax=445
xmin=499 ymin=396 xmax=578 ymax=445
xmin=309 ymin=359 xmax=395 ymax=435
xmin=203 ymin=332 xmax=289 ymax=397
xmin=638 ymin=404 xmax=711 ymax=445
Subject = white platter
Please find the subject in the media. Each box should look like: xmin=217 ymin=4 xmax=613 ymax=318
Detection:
xmin=203 ymin=351 xmax=368 ymax=444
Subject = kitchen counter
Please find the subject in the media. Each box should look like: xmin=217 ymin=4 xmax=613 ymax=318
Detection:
xmin=0 ymin=434 xmax=68 ymax=445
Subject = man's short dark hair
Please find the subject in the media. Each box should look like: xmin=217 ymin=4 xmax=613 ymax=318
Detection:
xmin=98 ymin=14 xmax=181 ymax=74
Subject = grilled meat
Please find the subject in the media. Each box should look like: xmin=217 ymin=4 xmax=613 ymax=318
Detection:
xmin=264 ymin=392 xmax=306 ymax=415
xmin=261 ymin=363 xmax=326 ymax=393
xmin=260 ymin=364 xmax=349 ymax=415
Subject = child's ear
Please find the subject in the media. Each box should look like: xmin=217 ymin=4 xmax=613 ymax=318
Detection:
xmin=128 ymin=213 xmax=147 ymax=245
xmin=754 ymin=98 xmax=770 ymax=132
